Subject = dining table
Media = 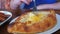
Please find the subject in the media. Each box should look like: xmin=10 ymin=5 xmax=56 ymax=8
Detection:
xmin=0 ymin=9 xmax=60 ymax=34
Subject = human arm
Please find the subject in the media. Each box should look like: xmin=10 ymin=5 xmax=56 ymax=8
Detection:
xmin=37 ymin=2 xmax=60 ymax=10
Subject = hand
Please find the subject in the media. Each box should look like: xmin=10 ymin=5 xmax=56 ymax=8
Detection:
xmin=5 ymin=0 xmax=32 ymax=10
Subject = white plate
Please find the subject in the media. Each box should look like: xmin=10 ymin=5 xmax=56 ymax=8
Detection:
xmin=9 ymin=14 xmax=60 ymax=34
xmin=0 ymin=11 xmax=12 ymax=25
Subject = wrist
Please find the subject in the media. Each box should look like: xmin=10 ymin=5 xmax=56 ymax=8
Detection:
xmin=37 ymin=4 xmax=55 ymax=10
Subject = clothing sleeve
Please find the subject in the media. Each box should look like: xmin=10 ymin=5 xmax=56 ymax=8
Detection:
xmin=24 ymin=0 xmax=56 ymax=9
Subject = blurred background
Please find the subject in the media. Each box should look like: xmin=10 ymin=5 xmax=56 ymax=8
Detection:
xmin=0 ymin=0 xmax=6 ymax=10
xmin=0 ymin=0 xmax=60 ymax=10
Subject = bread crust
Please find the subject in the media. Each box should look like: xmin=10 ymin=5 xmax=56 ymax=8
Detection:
xmin=8 ymin=10 xmax=57 ymax=33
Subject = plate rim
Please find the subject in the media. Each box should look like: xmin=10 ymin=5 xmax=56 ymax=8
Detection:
xmin=0 ymin=11 xmax=12 ymax=25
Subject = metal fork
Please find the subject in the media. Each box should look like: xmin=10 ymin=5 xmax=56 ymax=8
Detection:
xmin=33 ymin=0 xmax=37 ymax=11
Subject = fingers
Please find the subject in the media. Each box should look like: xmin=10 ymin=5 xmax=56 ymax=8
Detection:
xmin=5 ymin=0 xmax=32 ymax=10
xmin=10 ymin=0 xmax=32 ymax=9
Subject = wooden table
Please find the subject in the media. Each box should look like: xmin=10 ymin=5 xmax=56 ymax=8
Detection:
xmin=0 ymin=9 xmax=60 ymax=34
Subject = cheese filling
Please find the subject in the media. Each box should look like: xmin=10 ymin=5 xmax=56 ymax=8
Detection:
xmin=20 ymin=11 xmax=50 ymax=26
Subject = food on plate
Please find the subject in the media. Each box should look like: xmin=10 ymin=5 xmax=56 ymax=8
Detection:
xmin=0 ymin=13 xmax=9 ymax=22
xmin=8 ymin=10 xmax=57 ymax=33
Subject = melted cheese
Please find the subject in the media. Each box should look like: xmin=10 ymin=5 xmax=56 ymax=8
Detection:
xmin=28 ymin=12 xmax=40 ymax=22
xmin=20 ymin=12 xmax=50 ymax=26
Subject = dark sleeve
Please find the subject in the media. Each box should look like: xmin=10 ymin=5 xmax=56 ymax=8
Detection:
xmin=24 ymin=0 xmax=57 ymax=9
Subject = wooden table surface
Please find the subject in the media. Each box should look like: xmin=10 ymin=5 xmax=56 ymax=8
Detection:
xmin=0 ymin=9 xmax=60 ymax=34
